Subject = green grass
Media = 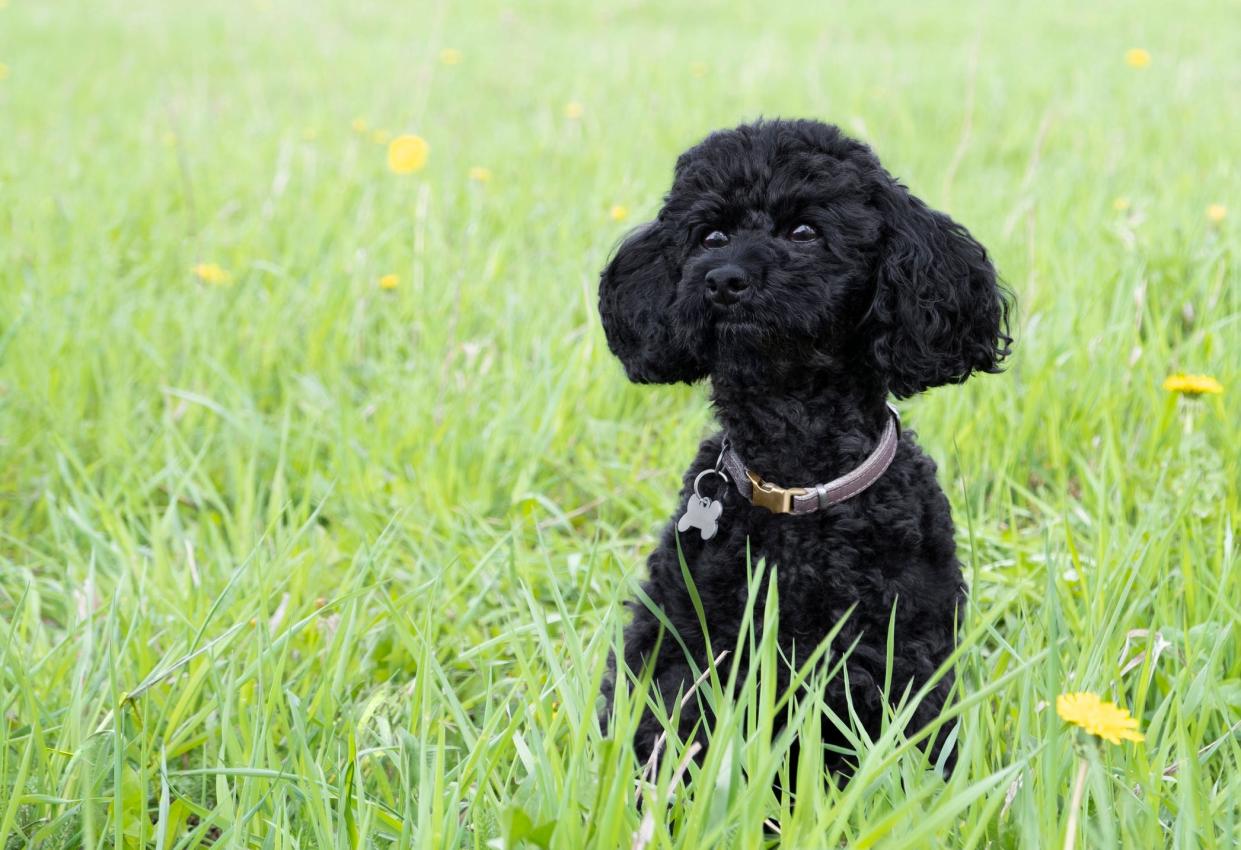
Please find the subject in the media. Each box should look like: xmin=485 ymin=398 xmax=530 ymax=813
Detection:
xmin=1 ymin=0 xmax=1238 ymax=846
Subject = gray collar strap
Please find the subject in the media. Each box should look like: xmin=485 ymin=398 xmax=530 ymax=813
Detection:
xmin=719 ymin=403 xmax=901 ymax=514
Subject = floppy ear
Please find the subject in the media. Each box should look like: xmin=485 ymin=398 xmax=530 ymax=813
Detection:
xmin=867 ymin=177 xmax=1013 ymax=398
xmin=598 ymin=221 xmax=708 ymax=384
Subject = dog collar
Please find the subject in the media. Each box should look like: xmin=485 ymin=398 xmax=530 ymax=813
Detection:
xmin=719 ymin=404 xmax=901 ymax=514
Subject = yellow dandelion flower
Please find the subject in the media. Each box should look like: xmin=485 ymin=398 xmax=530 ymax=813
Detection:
xmin=378 ymin=273 xmax=400 ymax=290
xmin=468 ymin=166 xmax=492 ymax=183
xmin=387 ymin=134 xmax=429 ymax=174
xmin=439 ymin=48 xmax=462 ymax=65
xmin=610 ymin=204 xmax=629 ymax=221
xmin=1163 ymin=373 xmax=1223 ymax=396
xmin=689 ymin=61 xmax=709 ymax=78
xmin=194 ymin=263 xmax=232 ymax=285
xmin=0 ymin=63 xmax=9 ymax=82
xmin=1056 ymin=692 xmax=1144 ymax=744
xmin=1206 ymin=203 xmax=1226 ymax=223
xmin=564 ymin=101 xmax=584 ymax=120
xmin=371 ymin=128 xmax=391 ymax=145
xmin=1125 ymin=48 xmax=1151 ymax=69
xmin=351 ymin=117 xmax=368 ymax=133
xmin=1112 ymin=196 xmax=1130 ymax=212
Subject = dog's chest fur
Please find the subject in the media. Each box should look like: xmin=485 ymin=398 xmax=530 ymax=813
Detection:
xmin=659 ymin=433 xmax=964 ymax=648
xmin=612 ymin=428 xmax=967 ymax=768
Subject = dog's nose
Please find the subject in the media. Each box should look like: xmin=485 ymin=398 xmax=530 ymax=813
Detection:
xmin=705 ymin=266 xmax=749 ymax=306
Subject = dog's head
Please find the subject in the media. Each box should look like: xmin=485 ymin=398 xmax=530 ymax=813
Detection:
xmin=598 ymin=119 xmax=1012 ymax=397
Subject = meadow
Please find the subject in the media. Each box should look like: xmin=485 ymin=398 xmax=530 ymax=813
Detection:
xmin=1 ymin=0 xmax=1238 ymax=847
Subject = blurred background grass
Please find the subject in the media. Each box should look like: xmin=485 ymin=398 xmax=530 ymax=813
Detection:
xmin=0 ymin=0 xmax=1237 ymax=847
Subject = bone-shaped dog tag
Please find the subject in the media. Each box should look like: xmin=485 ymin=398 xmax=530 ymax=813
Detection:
xmin=678 ymin=495 xmax=723 ymax=540
xmin=677 ymin=467 xmax=729 ymax=541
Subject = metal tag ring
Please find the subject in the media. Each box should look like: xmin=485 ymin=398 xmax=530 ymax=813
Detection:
xmin=692 ymin=468 xmax=729 ymax=500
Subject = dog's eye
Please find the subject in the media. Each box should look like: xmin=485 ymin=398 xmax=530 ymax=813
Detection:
xmin=702 ymin=230 xmax=729 ymax=249
xmin=788 ymin=223 xmax=818 ymax=243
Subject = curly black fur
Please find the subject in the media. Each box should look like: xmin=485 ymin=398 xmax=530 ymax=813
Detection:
xmin=598 ymin=119 xmax=1012 ymax=777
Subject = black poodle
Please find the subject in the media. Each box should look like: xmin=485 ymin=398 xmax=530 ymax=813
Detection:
xmin=598 ymin=119 xmax=1011 ymax=778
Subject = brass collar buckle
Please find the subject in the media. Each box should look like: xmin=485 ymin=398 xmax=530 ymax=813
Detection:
xmin=745 ymin=470 xmax=806 ymax=514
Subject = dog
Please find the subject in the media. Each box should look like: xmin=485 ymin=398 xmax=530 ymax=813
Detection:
xmin=598 ymin=119 xmax=1011 ymax=778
